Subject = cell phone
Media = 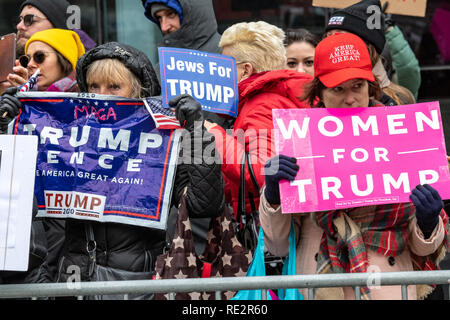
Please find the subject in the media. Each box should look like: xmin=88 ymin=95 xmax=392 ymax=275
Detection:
xmin=0 ymin=33 xmax=16 ymax=83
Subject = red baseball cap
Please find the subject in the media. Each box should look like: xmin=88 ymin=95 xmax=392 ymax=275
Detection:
xmin=314 ymin=33 xmax=375 ymax=88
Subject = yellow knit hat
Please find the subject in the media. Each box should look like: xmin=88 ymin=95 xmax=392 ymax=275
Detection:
xmin=25 ymin=28 xmax=86 ymax=70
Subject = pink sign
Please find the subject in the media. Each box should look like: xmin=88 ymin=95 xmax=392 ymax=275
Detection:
xmin=272 ymin=102 xmax=450 ymax=213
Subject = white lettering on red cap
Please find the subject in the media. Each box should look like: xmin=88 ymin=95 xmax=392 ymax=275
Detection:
xmin=329 ymin=45 xmax=361 ymax=64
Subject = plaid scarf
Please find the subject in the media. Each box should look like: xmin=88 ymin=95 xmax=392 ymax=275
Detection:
xmin=315 ymin=203 xmax=449 ymax=300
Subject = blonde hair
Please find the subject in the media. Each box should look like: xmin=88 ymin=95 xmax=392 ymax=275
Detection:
xmin=86 ymin=58 xmax=143 ymax=99
xmin=219 ymin=21 xmax=286 ymax=73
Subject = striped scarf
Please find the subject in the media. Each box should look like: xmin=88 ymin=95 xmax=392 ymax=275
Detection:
xmin=315 ymin=203 xmax=449 ymax=300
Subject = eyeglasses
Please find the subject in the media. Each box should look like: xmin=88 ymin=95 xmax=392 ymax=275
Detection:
xmin=15 ymin=14 xmax=48 ymax=27
xmin=19 ymin=51 xmax=55 ymax=68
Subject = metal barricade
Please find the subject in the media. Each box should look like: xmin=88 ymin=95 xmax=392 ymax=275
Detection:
xmin=1 ymin=270 xmax=449 ymax=300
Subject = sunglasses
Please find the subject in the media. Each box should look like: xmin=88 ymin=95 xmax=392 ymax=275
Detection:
xmin=14 ymin=14 xmax=48 ymax=27
xmin=19 ymin=51 xmax=55 ymax=68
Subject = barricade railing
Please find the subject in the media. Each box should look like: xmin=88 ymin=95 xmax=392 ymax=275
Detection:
xmin=1 ymin=270 xmax=449 ymax=300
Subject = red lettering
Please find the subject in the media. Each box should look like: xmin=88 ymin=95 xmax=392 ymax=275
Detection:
xmin=46 ymin=193 xmax=53 ymax=206
xmin=73 ymin=106 xmax=117 ymax=122
xmin=74 ymin=106 xmax=89 ymax=119
xmin=90 ymin=197 xmax=102 ymax=210
xmin=74 ymin=195 xmax=88 ymax=209
xmin=65 ymin=194 xmax=73 ymax=207
xmin=107 ymin=107 xmax=117 ymax=121
xmin=97 ymin=108 xmax=106 ymax=121
xmin=90 ymin=106 xmax=99 ymax=119
xmin=54 ymin=194 xmax=63 ymax=207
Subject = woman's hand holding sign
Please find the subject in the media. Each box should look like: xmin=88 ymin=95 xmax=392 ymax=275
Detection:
xmin=264 ymin=155 xmax=299 ymax=207
xmin=169 ymin=94 xmax=203 ymax=132
xmin=410 ymin=184 xmax=443 ymax=239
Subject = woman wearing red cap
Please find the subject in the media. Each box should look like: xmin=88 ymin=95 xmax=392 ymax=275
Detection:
xmin=259 ymin=33 xmax=449 ymax=300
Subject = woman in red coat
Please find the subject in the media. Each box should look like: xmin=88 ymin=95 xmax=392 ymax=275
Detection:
xmin=204 ymin=21 xmax=312 ymax=218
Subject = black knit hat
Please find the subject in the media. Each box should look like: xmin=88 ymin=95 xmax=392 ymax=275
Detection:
xmin=325 ymin=0 xmax=386 ymax=54
xmin=76 ymin=42 xmax=161 ymax=97
xmin=20 ymin=0 xmax=71 ymax=29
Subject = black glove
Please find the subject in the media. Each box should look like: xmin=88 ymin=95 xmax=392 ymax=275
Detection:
xmin=410 ymin=184 xmax=443 ymax=238
xmin=0 ymin=87 xmax=21 ymax=134
xmin=381 ymin=1 xmax=395 ymax=30
xmin=264 ymin=154 xmax=299 ymax=205
xmin=168 ymin=94 xmax=203 ymax=132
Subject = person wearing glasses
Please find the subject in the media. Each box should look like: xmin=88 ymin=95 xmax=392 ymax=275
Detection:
xmin=0 ymin=0 xmax=96 ymax=95
xmin=16 ymin=0 xmax=72 ymax=57
xmin=0 ymin=0 xmax=71 ymax=95
xmin=0 ymin=28 xmax=85 ymax=133
xmin=0 ymin=28 xmax=85 ymax=283
xmin=48 ymin=42 xmax=224 ymax=299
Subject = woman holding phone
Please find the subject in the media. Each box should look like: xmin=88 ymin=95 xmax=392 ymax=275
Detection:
xmin=0 ymin=28 xmax=85 ymax=133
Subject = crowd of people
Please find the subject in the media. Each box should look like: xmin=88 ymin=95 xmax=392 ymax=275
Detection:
xmin=0 ymin=0 xmax=448 ymax=300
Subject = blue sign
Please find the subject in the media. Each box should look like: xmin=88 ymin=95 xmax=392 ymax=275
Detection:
xmin=11 ymin=92 xmax=180 ymax=230
xmin=159 ymin=47 xmax=239 ymax=118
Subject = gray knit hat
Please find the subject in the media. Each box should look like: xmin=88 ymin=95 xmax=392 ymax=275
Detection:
xmin=150 ymin=3 xmax=171 ymax=20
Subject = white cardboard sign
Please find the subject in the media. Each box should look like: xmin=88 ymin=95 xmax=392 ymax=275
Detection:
xmin=0 ymin=135 xmax=38 ymax=271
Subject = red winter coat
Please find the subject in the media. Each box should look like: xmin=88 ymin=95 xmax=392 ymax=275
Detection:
xmin=209 ymin=69 xmax=313 ymax=216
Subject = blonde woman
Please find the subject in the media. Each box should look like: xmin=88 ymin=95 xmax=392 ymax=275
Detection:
xmin=204 ymin=21 xmax=312 ymax=221
xmin=54 ymin=42 xmax=224 ymax=299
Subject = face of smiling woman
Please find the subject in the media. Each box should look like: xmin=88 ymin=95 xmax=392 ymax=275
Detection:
xmin=321 ymin=78 xmax=370 ymax=109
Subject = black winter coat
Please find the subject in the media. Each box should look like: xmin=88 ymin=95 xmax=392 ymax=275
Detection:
xmin=55 ymin=43 xmax=224 ymax=284
xmin=56 ymin=127 xmax=224 ymax=282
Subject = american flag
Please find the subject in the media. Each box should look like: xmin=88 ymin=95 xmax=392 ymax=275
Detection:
xmin=18 ymin=69 xmax=40 ymax=92
xmin=144 ymin=97 xmax=182 ymax=130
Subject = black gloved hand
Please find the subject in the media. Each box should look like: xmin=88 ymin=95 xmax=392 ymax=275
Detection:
xmin=168 ymin=94 xmax=204 ymax=132
xmin=264 ymin=154 xmax=299 ymax=205
xmin=410 ymin=184 xmax=443 ymax=238
xmin=0 ymin=87 xmax=21 ymax=134
xmin=381 ymin=1 xmax=395 ymax=30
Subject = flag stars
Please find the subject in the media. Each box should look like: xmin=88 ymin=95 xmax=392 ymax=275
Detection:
xmin=222 ymin=253 xmax=232 ymax=266
xmin=166 ymin=256 xmax=173 ymax=268
xmin=173 ymin=236 xmax=184 ymax=249
xmin=187 ymin=253 xmax=197 ymax=267
xmin=221 ymin=218 xmax=231 ymax=231
xmin=174 ymin=270 xmax=188 ymax=279
xmin=182 ymin=219 xmax=191 ymax=231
